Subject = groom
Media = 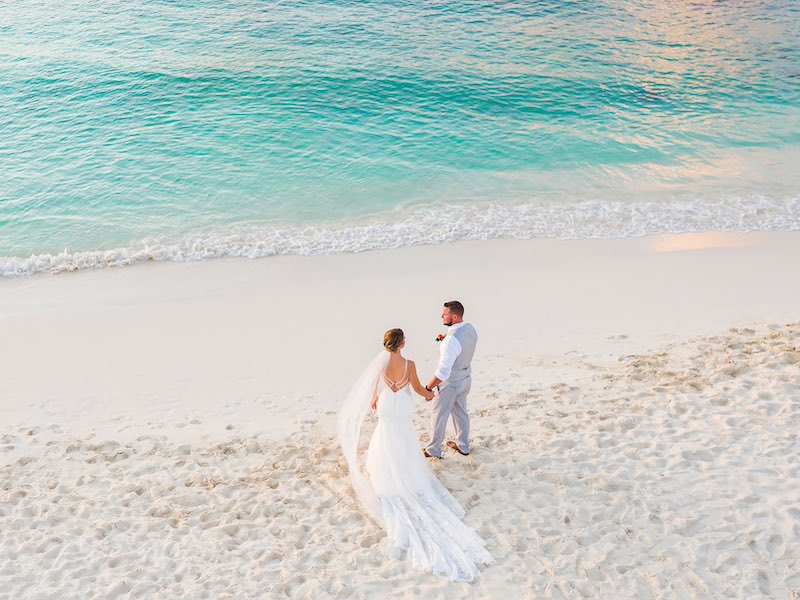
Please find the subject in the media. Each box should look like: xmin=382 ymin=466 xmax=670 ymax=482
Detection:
xmin=423 ymin=300 xmax=477 ymax=459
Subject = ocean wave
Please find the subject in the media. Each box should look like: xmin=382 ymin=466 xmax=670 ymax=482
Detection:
xmin=2 ymin=197 xmax=799 ymax=277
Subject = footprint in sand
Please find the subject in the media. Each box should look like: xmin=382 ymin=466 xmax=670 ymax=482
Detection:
xmin=681 ymin=450 xmax=713 ymax=462
xmin=766 ymin=534 xmax=784 ymax=558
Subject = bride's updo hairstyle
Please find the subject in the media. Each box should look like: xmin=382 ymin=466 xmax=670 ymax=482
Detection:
xmin=383 ymin=328 xmax=405 ymax=352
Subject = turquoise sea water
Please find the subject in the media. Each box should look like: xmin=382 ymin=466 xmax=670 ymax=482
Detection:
xmin=1 ymin=0 xmax=799 ymax=275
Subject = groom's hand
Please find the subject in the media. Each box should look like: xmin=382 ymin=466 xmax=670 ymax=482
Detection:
xmin=426 ymin=377 xmax=442 ymax=394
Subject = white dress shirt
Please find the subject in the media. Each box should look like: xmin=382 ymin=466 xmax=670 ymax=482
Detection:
xmin=435 ymin=321 xmax=472 ymax=381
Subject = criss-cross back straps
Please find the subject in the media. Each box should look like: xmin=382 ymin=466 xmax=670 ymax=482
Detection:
xmin=383 ymin=359 xmax=409 ymax=391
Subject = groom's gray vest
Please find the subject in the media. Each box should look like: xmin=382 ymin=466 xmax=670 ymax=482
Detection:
xmin=448 ymin=323 xmax=478 ymax=383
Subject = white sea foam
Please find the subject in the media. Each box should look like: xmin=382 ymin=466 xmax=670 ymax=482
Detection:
xmin=2 ymin=197 xmax=799 ymax=277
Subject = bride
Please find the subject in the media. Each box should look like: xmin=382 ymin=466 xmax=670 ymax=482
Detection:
xmin=337 ymin=328 xmax=494 ymax=582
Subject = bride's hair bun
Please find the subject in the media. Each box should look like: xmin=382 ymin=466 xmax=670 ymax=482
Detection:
xmin=383 ymin=328 xmax=404 ymax=352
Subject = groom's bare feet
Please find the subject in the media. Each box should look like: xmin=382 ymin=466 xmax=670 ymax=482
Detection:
xmin=447 ymin=441 xmax=470 ymax=456
xmin=423 ymin=449 xmax=442 ymax=459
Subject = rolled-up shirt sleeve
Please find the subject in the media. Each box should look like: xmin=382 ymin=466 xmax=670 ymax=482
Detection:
xmin=435 ymin=335 xmax=462 ymax=381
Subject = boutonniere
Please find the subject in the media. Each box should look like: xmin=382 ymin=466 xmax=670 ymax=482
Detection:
xmin=435 ymin=333 xmax=446 ymax=342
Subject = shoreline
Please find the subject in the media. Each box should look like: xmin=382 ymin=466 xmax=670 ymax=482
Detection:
xmin=3 ymin=192 xmax=800 ymax=278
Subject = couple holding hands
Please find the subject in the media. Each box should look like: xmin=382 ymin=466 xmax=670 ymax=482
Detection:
xmin=338 ymin=300 xmax=493 ymax=582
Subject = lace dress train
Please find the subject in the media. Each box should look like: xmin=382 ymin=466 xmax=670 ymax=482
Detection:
xmin=365 ymin=379 xmax=494 ymax=582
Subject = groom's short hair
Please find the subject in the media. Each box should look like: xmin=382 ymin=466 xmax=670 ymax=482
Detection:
xmin=443 ymin=300 xmax=464 ymax=317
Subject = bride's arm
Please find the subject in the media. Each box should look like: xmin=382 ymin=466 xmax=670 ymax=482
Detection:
xmin=408 ymin=361 xmax=434 ymax=400
xmin=370 ymin=377 xmax=379 ymax=411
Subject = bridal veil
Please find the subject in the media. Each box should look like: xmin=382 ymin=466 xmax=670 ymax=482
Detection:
xmin=336 ymin=350 xmax=389 ymax=526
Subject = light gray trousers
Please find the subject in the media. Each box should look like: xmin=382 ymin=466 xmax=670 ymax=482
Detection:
xmin=425 ymin=377 xmax=471 ymax=458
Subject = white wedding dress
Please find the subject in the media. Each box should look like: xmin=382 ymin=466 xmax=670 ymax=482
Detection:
xmin=338 ymin=352 xmax=494 ymax=582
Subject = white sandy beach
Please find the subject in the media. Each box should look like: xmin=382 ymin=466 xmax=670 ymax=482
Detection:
xmin=1 ymin=232 xmax=799 ymax=599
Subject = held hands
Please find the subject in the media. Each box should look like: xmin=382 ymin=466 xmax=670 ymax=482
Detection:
xmin=424 ymin=377 xmax=441 ymax=401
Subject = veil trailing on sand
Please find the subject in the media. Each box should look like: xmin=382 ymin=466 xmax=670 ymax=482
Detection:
xmin=337 ymin=350 xmax=389 ymax=526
